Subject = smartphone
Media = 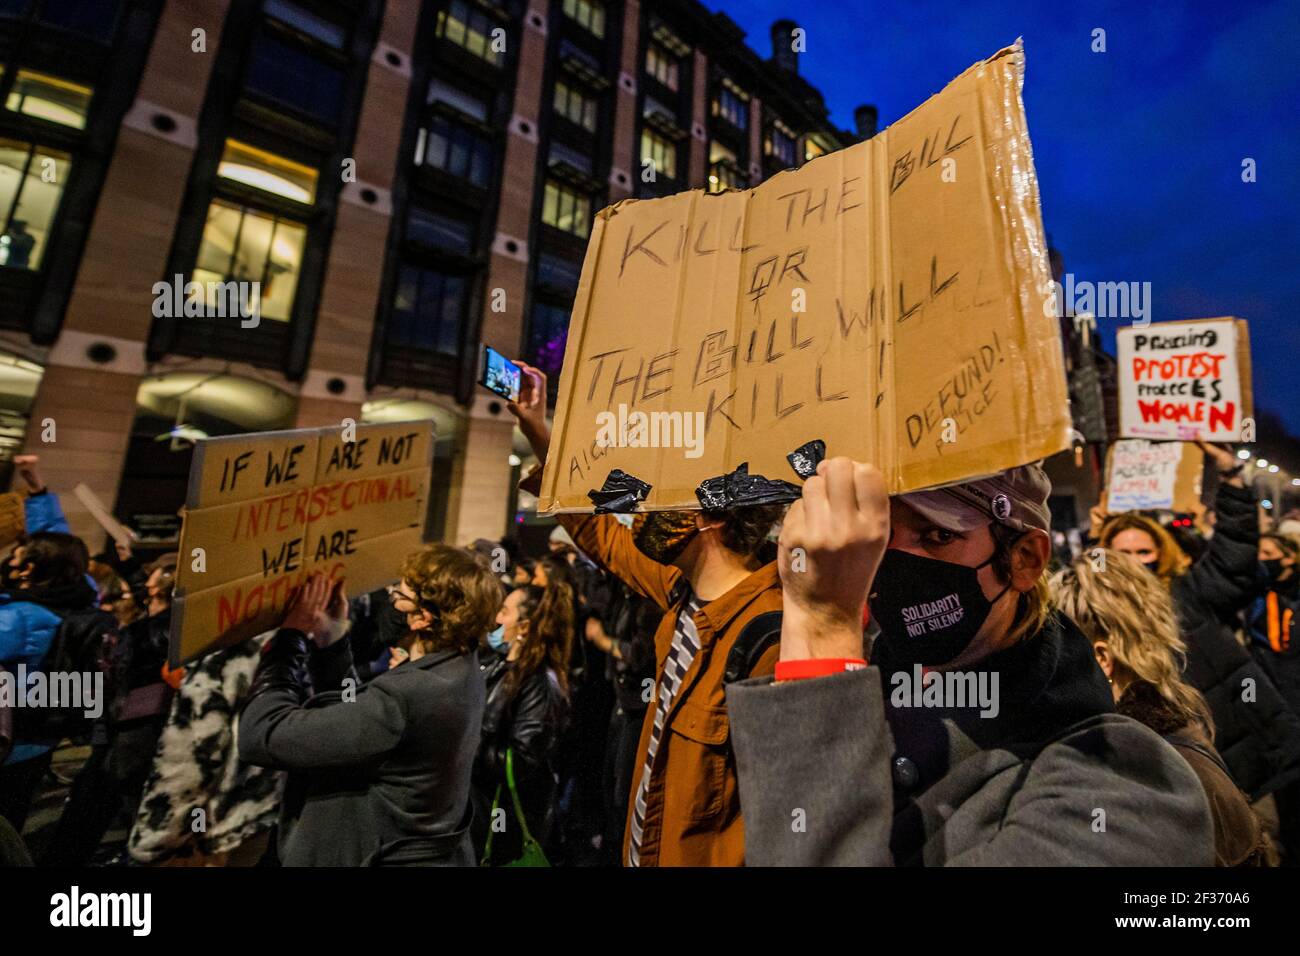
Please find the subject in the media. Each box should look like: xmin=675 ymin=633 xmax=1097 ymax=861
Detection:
xmin=479 ymin=345 xmax=522 ymax=403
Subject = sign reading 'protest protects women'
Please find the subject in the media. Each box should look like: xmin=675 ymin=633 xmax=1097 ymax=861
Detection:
xmin=1117 ymin=317 xmax=1252 ymax=442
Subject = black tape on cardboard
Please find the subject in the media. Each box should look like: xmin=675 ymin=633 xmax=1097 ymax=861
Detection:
xmin=588 ymin=469 xmax=652 ymax=514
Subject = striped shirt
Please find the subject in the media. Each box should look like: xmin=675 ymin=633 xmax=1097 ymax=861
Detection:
xmin=627 ymin=593 xmax=702 ymax=867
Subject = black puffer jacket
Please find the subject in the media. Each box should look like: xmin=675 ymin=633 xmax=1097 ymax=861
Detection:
xmin=472 ymin=647 xmax=568 ymax=863
xmin=1172 ymin=482 xmax=1300 ymax=799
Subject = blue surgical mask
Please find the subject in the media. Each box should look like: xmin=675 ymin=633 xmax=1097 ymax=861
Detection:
xmin=487 ymin=625 xmax=507 ymax=651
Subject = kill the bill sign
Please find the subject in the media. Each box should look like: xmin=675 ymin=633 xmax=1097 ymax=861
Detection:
xmin=169 ymin=420 xmax=432 ymax=666
xmin=539 ymin=41 xmax=1073 ymax=513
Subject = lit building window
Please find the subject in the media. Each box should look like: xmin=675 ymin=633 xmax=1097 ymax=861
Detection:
xmin=708 ymin=141 xmax=744 ymax=193
xmin=542 ymin=179 xmax=590 ymax=238
xmin=217 ymin=139 xmax=318 ymax=204
xmin=4 ymin=69 xmax=93 ymax=129
xmin=640 ymin=129 xmax=677 ymax=181
xmin=553 ymin=81 xmax=597 ymax=132
xmin=645 ymin=44 xmax=678 ymax=91
xmin=437 ymin=0 xmax=504 ymax=66
xmin=712 ymin=82 xmax=748 ymax=130
xmin=390 ymin=265 xmax=465 ymax=355
xmin=0 ymin=138 xmax=71 ymax=271
xmin=805 ymin=136 xmax=827 ymax=162
xmin=193 ymin=199 xmax=307 ymax=321
xmin=562 ymin=0 xmax=605 ymax=38
xmin=416 ymin=114 xmax=492 ymax=188
xmin=765 ymin=120 xmax=797 ymax=166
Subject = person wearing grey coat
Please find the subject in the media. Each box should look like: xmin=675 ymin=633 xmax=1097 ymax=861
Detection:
xmin=729 ymin=457 xmax=1216 ymax=867
xmin=729 ymin=610 xmax=1215 ymax=866
xmin=238 ymin=571 xmax=488 ymax=866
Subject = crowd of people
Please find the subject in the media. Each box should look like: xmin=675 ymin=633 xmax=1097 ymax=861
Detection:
xmin=1 ymin=359 xmax=1299 ymax=867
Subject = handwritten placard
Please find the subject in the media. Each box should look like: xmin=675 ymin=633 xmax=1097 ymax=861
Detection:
xmin=169 ymin=420 xmax=433 ymax=665
xmin=1117 ymin=318 xmax=1252 ymax=441
xmin=540 ymin=42 xmax=1071 ymax=512
xmin=1105 ymin=440 xmax=1203 ymax=513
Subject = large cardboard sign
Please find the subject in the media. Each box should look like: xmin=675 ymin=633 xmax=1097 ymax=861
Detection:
xmin=169 ymin=420 xmax=433 ymax=666
xmin=1117 ymin=318 xmax=1252 ymax=441
xmin=539 ymin=42 xmax=1071 ymax=513
xmin=1104 ymin=440 xmax=1203 ymax=513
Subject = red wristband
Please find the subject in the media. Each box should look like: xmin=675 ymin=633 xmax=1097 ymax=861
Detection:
xmin=775 ymin=658 xmax=868 ymax=681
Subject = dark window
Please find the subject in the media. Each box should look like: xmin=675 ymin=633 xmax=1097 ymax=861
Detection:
xmin=419 ymin=113 xmax=492 ymax=187
xmin=390 ymin=265 xmax=465 ymax=355
xmin=429 ymin=77 xmax=489 ymax=122
xmin=34 ymin=0 xmax=121 ymax=39
xmin=549 ymin=141 xmax=592 ymax=176
xmin=407 ymin=206 xmax=473 ymax=253
xmin=537 ymin=251 xmax=580 ymax=290
xmin=245 ymin=30 xmax=345 ymax=125
xmin=527 ymin=301 xmax=570 ymax=381
xmin=264 ymin=0 xmax=346 ymax=49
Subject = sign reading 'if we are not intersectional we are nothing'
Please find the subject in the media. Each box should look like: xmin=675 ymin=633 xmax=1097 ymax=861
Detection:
xmin=170 ymin=420 xmax=433 ymax=666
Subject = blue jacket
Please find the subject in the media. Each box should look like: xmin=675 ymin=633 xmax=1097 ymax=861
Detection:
xmin=0 ymin=596 xmax=64 ymax=765
xmin=23 ymin=490 xmax=70 ymax=535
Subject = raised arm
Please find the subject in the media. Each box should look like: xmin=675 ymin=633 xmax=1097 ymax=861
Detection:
xmin=508 ymin=361 xmax=678 ymax=609
xmin=238 ymin=576 xmax=402 ymax=773
xmin=729 ymin=457 xmax=894 ymax=864
xmin=1182 ymin=442 xmax=1259 ymax=622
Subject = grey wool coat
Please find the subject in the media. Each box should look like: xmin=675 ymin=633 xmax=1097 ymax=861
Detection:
xmin=728 ymin=613 xmax=1215 ymax=866
xmin=239 ymin=630 xmax=485 ymax=866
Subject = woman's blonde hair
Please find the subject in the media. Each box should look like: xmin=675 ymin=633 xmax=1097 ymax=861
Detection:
xmin=1050 ymin=549 xmax=1213 ymax=737
xmin=1097 ymin=512 xmax=1189 ymax=585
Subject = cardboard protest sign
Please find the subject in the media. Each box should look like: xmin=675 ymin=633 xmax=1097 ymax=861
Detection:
xmin=170 ymin=420 xmax=433 ymax=666
xmin=539 ymin=42 xmax=1071 ymax=513
xmin=0 ymin=492 xmax=24 ymax=550
xmin=1117 ymin=318 xmax=1252 ymax=441
xmin=1104 ymin=440 xmax=1203 ymax=513
xmin=73 ymin=482 xmax=138 ymax=547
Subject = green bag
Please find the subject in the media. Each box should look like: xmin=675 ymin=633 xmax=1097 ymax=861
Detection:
xmin=481 ymin=748 xmax=550 ymax=867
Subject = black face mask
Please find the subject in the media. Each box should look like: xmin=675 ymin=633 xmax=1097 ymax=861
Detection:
xmin=869 ymin=547 xmax=1010 ymax=668
xmin=1260 ymin=558 xmax=1286 ymax=585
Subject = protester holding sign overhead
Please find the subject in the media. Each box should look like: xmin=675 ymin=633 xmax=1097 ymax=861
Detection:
xmin=1097 ymin=442 xmax=1300 ymax=802
xmin=510 ymin=362 xmax=783 ymax=867
xmin=238 ymin=546 xmax=498 ymax=866
xmin=725 ymin=457 xmax=1214 ymax=865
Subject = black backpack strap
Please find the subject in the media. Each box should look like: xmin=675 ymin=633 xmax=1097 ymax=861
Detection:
xmin=724 ymin=610 xmax=782 ymax=685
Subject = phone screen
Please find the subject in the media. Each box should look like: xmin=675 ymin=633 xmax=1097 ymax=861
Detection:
xmin=480 ymin=346 xmax=522 ymax=402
